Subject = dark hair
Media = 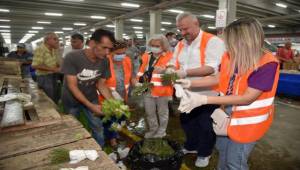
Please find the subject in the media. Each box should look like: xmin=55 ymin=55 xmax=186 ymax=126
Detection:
xmin=113 ymin=40 xmax=127 ymax=51
xmin=71 ymin=33 xmax=84 ymax=42
xmin=165 ymin=32 xmax=175 ymax=37
xmin=90 ymin=29 xmax=115 ymax=44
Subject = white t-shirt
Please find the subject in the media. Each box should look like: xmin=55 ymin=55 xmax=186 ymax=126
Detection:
xmin=170 ymin=30 xmax=225 ymax=95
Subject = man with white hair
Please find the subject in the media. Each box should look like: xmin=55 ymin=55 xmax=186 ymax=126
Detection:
xmin=167 ymin=12 xmax=225 ymax=167
xmin=32 ymin=32 xmax=60 ymax=103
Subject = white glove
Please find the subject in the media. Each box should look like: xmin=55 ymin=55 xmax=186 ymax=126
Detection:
xmin=69 ymin=150 xmax=99 ymax=164
xmin=178 ymin=90 xmax=208 ymax=113
xmin=173 ymin=84 xmax=186 ymax=98
xmin=175 ymin=69 xmax=187 ymax=78
xmin=176 ymin=79 xmax=191 ymax=88
xmin=112 ymin=90 xmax=124 ymax=101
xmin=135 ymin=82 xmax=143 ymax=87
xmin=165 ymin=67 xmax=176 ymax=74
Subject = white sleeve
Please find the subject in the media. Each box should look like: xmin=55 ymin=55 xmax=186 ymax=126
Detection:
xmin=205 ymin=37 xmax=225 ymax=74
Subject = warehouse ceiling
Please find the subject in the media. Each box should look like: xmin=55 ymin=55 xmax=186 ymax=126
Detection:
xmin=0 ymin=0 xmax=300 ymax=44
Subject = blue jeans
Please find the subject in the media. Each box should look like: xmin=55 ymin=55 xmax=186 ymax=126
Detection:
xmin=216 ymin=136 xmax=256 ymax=170
xmin=64 ymin=103 xmax=105 ymax=147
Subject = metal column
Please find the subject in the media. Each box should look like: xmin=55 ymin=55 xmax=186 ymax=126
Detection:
xmin=149 ymin=10 xmax=162 ymax=37
xmin=114 ymin=19 xmax=124 ymax=40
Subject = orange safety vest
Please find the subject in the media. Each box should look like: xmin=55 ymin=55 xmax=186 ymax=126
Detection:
xmin=218 ymin=51 xmax=279 ymax=143
xmin=136 ymin=52 xmax=173 ymax=97
xmin=98 ymin=54 xmax=132 ymax=104
xmin=174 ymin=31 xmax=214 ymax=69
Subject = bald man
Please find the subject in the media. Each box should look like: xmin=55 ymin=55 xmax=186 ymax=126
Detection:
xmin=168 ymin=12 xmax=225 ymax=167
xmin=32 ymin=32 xmax=61 ymax=103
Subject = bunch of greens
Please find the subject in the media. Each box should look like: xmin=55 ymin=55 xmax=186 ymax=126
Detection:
xmin=49 ymin=148 xmax=70 ymax=164
xmin=132 ymin=82 xmax=153 ymax=96
xmin=140 ymin=138 xmax=174 ymax=157
xmin=161 ymin=73 xmax=179 ymax=86
xmin=102 ymin=99 xmax=131 ymax=123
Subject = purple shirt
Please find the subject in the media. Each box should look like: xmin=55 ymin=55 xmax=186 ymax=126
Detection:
xmin=248 ymin=62 xmax=278 ymax=92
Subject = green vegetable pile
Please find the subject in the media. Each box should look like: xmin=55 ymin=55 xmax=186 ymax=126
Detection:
xmin=49 ymin=148 xmax=70 ymax=164
xmin=101 ymin=99 xmax=131 ymax=123
xmin=140 ymin=138 xmax=175 ymax=157
xmin=132 ymin=82 xmax=153 ymax=96
xmin=161 ymin=73 xmax=179 ymax=86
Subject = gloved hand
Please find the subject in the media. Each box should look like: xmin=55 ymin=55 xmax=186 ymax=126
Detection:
xmin=165 ymin=67 xmax=176 ymax=74
xmin=178 ymin=90 xmax=208 ymax=113
xmin=111 ymin=90 xmax=124 ymax=101
xmin=176 ymin=69 xmax=187 ymax=78
xmin=135 ymin=82 xmax=143 ymax=87
xmin=173 ymin=84 xmax=186 ymax=98
xmin=176 ymin=79 xmax=191 ymax=88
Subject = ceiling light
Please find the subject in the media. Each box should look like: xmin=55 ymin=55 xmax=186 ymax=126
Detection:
xmin=135 ymin=31 xmax=143 ymax=34
xmin=62 ymin=27 xmax=73 ymax=30
xmin=90 ymin=15 xmax=106 ymax=19
xmin=55 ymin=31 xmax=64 ymax=34
xmin=84 ymin=32 xmax=88 ymax=35
xmin=208 ymin=26 xmax=216 ymax=29
xmin=275 ymin=3 xmax=287 ymax=8
xmin=106 ymin=25 xmax=115 ymax=28
xmin=74 ymin=22 xmax=87 ymax=26
xmin=0 ymin=19 xmax=10 ymax=22
xmin=0 ymin=25 xmax=10 ymax=28
xmin=32 ymin=26 xmax=44 ymax=29
xmin=161 ymin=21 xmax=172 ymax=25
xmin=28 ymin=30 xmax=39 ymax=33
xmin=45 ymin=12 xmax=63 ymax=16
xmin=268 ymin=24 xmax=276 ymax=28
xmin=62 ymin=0 xmax=85 ymax=2
xmin=130 ymin=19 xmax=143 ymax=22
xmin=1 ymin=33 xmax=10 ymax=36
xmin=123 ymin=33 xmax=127 ymax=35
xmin=19 ymin=33 xmax=35 ymax=43
xmin=201 ymin=14 xmax=215 ymax=19
xmin=161 ymin=28 xmax=166 ymax=31
xmin=90 ymin=28 xmax=95 ymax=31
xmin=167 ymin=9 xmax=184 ymax=14
xmin=133 ymin=26 xmax=143 ymax=30
xmin=0 ymin=9 xmax=10 ymax=13
xmin=37 ymin=21 xmax=51 ymax=24
xmin=0 ymin=29 xmax=10 ymax=32
xmin=2 ymin=33 xmax=11 ymax=44
xmin=121 ymin=2 xmax=140 ymax=8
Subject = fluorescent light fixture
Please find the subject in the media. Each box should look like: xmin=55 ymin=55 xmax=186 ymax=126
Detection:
xmin=84 ymin=32 xmax=88 ymax=35
xmin=31 ymin=37 xmax=44 ymax=44
xmin=161 ymin=28 xmax=166 ymax=31
xmin=208 ymin=26 xmax=216 ymax=29
xmin=135 ymin=31 xmax=143 ymax=34
xmin=90 ymin=28 xmax=95 ymax=31
xmin=1 ymin=32 xmax=11 ymax=44
xmin=45 ymin=12 xmax=63 ymax=16
xmin=0 ymin=25 xmax=10 ymax=28
xmin=90 ymin=15 xmax=106 ymax=19
xmin=32 ymin=26 xmax=44 ymax=29
xmin=137 ymin=36 xmax=143 ymax=39
xmin=275 ymin=3 xmax=287 ymax=8
xmin=161 ymin=21 xmax=172 ymax=25
xmin=62 ymin=27 xmax=73 ymax=30
xmin=121 ymin=2 xmax=140 ymax=8
xmin=62 ymin=0 xmax=84 ymax=2
xmin=28 ymin=30 xmax=39 ymax=33
xmin=0 ymin=9 xmax=10 ymax=13
xmin=268 ymin=24 xmax=276 ymax=28
xmin=37 ymin=21 xmax=51 ymax=24
xmin=1 ymin=33 xmax=10 ymax=36
xmin=74 ymin=22 xmax=87 ymax=26
xmin=123 ymin=33 xmax=127 ymax=35
xmin=0 ymin=29 xmax=10 ymax=32
xmin=130 ymin=19 xmax=143 ymax=22
xmin=136 ymin=34 xmax=143 ymax=37
xmin=167 ymin=9 xmax=184 ymax=14
xmin=133 ymin=26 xmax=143 ymax=30
xmin=106 ymin=25 xmax=115 ymax=28
xmin=0 ymin=19 xmax=10 ymax=22
xmin=201 ymin=14 xmax=215 ymax=19
xmin=54 ymin=31 xmax=64 ymax=34
xmin=19 ymin=33 xmax=35 ymax=43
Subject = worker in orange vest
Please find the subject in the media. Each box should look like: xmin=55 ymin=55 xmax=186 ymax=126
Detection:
xmin=165 ymin=12 xmax=225 ymax=167
xmin=98 ymin=40 xmax=134 ymax=147
xmin=176 ymin=17 xmax=279 ymax=170
xmin=136 ymin=34 xmax=173 ymax=138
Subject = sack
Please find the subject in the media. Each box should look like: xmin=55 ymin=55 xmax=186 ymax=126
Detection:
xmin=211 ymin=108 xmax=230 ymax=136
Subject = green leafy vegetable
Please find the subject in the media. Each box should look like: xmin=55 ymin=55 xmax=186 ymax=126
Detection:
xmin=132 ymin=82 xmax=153 ymax=96
xmin=49 ymin=148 xmax=70 ymax=164
xmin=161 ymin=73 xmax=179 ymax=86
xmin=102 ymin=99 xmax=131 ymax=123
xmin=140 ymin=138 xmax=174 ymax=157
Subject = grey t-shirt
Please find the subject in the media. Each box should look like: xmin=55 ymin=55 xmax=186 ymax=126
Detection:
xmin=61 ymin=49 xmax=110 ymax=106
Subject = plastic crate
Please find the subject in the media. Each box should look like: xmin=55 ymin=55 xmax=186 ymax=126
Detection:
xmin=277 ymin=73 xmax=300 ymax=97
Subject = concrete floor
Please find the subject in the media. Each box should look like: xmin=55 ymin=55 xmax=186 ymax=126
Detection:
xmin=128 ymin=97 xmax=300 ymax=170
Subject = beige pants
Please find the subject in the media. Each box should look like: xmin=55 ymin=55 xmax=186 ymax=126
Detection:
xmin=144 ymin=96 xmax=169 ymax=138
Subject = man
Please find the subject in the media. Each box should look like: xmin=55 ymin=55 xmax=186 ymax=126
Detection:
xmin=167 ymin=12 xmax=225 ymax=167
xmin=165 ymin=32 xmax=178 ymax=52
xmin=63 ymin=33 xmax=84 ymax=58
xmin=61 ymin=29 xmax=115 ymax=146
xmin=126 ymin=39 xmax=140 ymax=77
xmin=276 ymin=41 xmax=295 ymax=69
xmin=7 ymin=43 xmax=33 ymax=77
xmin=32 ymin=32 xmax=60 ymax=104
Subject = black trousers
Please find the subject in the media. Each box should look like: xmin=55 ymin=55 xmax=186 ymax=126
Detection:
xmin=180 ymin=104 xmax=219 ymax=157
xmin=36 ymin=73 xmax=61 ymax=104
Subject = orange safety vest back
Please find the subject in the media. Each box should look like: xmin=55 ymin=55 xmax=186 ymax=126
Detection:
xmin=137 ymin=52 xmax=173 ymax=97
xmin=98 ymin=54 xmax=132 ymax=104
xmin=218 ymin=51 xmax=279 ymax=143
xmin=174 ymin=31 xmax=214 ymax=69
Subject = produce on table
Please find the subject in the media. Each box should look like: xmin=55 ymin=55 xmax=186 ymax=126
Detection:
xmin=50 ymin=148 xmax=70 ymax=164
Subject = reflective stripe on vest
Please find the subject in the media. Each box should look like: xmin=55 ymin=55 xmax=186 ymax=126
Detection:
xmin=230 ymin=112 xmax=270 ymax=126
xmin=235 ymin=97 xmax=274 ymax=111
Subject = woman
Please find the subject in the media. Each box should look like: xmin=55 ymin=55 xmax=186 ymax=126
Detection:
xmin=136 ymin=34 xmax=173 ymax=138
xmin=98 ymin=40 xmax=134 ymax=147
xmin=176 ymin=17 xmax=279 ymax=169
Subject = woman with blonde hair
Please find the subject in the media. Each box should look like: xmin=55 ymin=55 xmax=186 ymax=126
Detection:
xmin=136 ymin=34 xmax=173 ymax=138
xmin=176 ymin=17 xmax=279 ymax=169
